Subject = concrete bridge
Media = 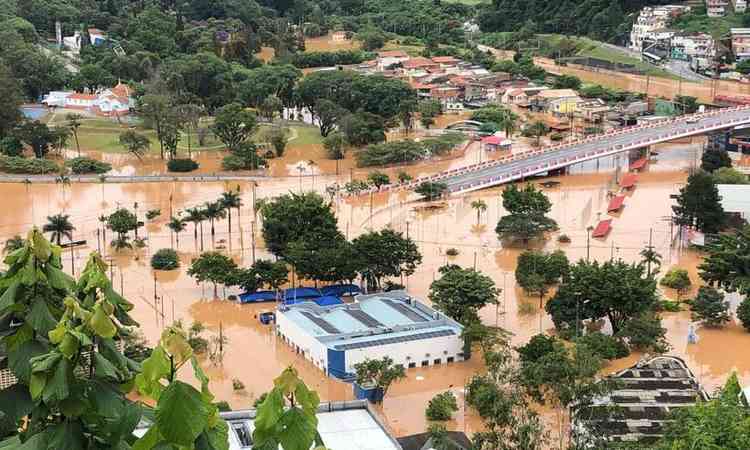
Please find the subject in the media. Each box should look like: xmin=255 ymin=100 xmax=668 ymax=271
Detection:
xmin=402 ymin=106 xmax=750 ymax=195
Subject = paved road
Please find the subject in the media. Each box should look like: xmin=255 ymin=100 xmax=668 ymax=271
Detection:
xmin=0 ymin=174 xmax=269 ymax=184
xmin=429 ymin=107 xmax=750 ymax=194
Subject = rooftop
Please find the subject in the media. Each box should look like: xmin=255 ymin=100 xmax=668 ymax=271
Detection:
xmin=278 ymin=291 xmax=463 ymax=351
xmin=537 ymin=89 xmax=579 ymax=99
xmin=135 ymin=401 xmax=401 ymax=450
xmin=574 ymin=356 xmax=707 ymax=444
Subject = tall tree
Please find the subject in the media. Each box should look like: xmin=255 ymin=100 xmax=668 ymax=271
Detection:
xmin=0 ymin=64 xmax=23 ymax=138
xmin=138 ymin=93 xmax=171 ymax=159
xmin=219 ymin=189 xmax=242 ymax=234
xmin=175 ymin=103 xmax=203 ymax=158
xmin=515 ymin=250 xmax=568 ymax=304
xmin=65 ymin=113 xmax=83 ymax=156
xmin=496 ymin=184 xmax=558 ymax=244
xmin=352 ymin=229 xmax=421 ymax=291
xmin=471 ymin=199 xmax=488 ymax=225
xmin=429 ymin=265 xmax=499 ymax=325
xmin=260 ymin=192 xmax=343 ymax=257
xmin=353 ymin=357 xmax=406 ymax=403
xmin=188 ymin=251 xmax=237 ymax=297
xmin=119 ymin=130 xmax=151 ymax=160
xmin=672 ymin=170 xmax=725 ymax=234
xmin=701 ymin=147 xmax=732 ymax=173
xmin=202 ymin=201 xmax=227 ymax=243
xmin=699 ymin=225 xmax=750 ymax=296
xmin=691 ymin=286 xmax=731 ymax=328
xmin=167 ymin=216 xmax=187 ymax=248
xmin=42 ymin=213 xmax=75 ymax=245
xmin=14 ymin=120 xmax=55 ymax=158
xmin=183 ymin=207 xmax=206 ymax=251
xmin=546 ymin=260 xmax=657 ymax=335
xmin=212 ymin=102 xmax=257 ymax=152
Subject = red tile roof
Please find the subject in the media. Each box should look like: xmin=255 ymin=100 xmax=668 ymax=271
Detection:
xmin=378 ymin=50 xmax=408 ymax=58
xmin=629 ymin=158 xmax=648 ymax=171
xmin=620 ymin=173 xmax=638 ymax=189
xmin=431 ymin=56 xmax=459 ymax=64
xmin=608 ymin=195 xmax=626 ymax=212
xmin=403 ymin=57 xmax=438 ymax=69
xmin=592 ymin=219 xmax=612 ymax=238
xmin=68 ymin=93 xmax=97 ymax=100
xmin=110 ymin=82 xmax=131 ymax=98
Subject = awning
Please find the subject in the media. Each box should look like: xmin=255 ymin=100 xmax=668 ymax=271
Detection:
xmin=629 ymin=158 xmax=648 ymax=171
xmin=608 ymin=195 xmax=626 ymax=212
xmin=592 ymin=219 xmax=612 ymax=238
xmin=620 ymin=173 xmax=638 ymax=189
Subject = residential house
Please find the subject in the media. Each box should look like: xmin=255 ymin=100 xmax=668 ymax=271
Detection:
xmin=533 ymin=89 xmax=582 ymax=115
xmin=731 ymin=28 xmax=750 ymax=60
xmin=706 ymin=0 xmax=730 ymax=16
xmin=431 ymin=56 xmax=460 ymax=68
xmin=376 ymin=50 xmax=409 ymax=71
xmin=629 ymin=5 xmax=690 ymax=52
xmin=735 ymin=0 xmax=748 ymax=12
xmin=577 ymin=99 xmax=611 ymax=122
xmin=402 ymin=57 xmax=440 ymax=73
xmin=481 ymin=134 xmax=512 ymax=152
xmin=42 ymin=82 xmax=134 ymax=116
xmin=671 ymin=32 xmax=715 ymax=61
xmin=502 ymin=88 xmax=528 ymax=105
xmin=88 ymin=28 xmax=107 ymax=45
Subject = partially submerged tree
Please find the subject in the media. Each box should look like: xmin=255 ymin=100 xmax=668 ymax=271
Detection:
xmin=429 ymin=265 xmax=499 ymax=325
xmin=515 ymin=250 xmax=569 ymax=305
xmin=672 ymin=170 xmax=725 ymax=234
xmin=353 ymin=357 xmax=406 ymax=403
xmin=353 ymin=229 xmax=421 ymax=291
xmin=188 ymin=251 xmax=238 ymax=298
xmin=415 ymin=181 xmax=448 ymax=201
xmin=690 ymin=286 xmax=731 ymax=328
xmin=496 ymin=184 xmax=558 ymax=245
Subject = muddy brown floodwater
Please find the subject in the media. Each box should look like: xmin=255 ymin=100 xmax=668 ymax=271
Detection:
xmin=4 ymin=138 xmax=750 ymax=441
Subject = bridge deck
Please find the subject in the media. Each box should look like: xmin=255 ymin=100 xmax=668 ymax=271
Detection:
xmin=406 ymin=106 xmax=750 ymax=194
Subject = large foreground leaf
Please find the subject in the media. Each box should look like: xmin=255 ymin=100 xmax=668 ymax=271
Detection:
xmin=154 ymin=381 xmax=208 ymax=446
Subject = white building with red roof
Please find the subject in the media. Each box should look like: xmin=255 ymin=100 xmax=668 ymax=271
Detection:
xmin=42 ymin=82 xmax=134 ymax=116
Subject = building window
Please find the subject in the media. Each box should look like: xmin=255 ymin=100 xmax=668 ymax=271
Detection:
xmin=447 ymin=357 xmax=454 ymax=363
xmin=231 ymin=422 xmax=253 ymax=447
xmin=408 ymin=362 xmax=416 ymax=368
xmin=421 ymin=360 xmax=429 ymax=367
xmin=433 ymin=358 xmax=441 ymax=365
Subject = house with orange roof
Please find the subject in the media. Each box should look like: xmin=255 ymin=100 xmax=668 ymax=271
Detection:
xmin=42 ymin=81 xmax=134 ymax=116
xmin=402 ymin=57 xmax=439 ymax=71
xmin=376 ymin=50 xmax=409 ymax=71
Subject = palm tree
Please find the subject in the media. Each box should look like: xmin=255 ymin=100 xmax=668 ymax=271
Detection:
xmin=3 ymin=235 xmax=24 ymax=254
xmin=167 ymin=216 xmax=187 ymax=248
xmin=43 ymin=214 xmax=75 ymax=245
xmin=497 ymin=109 xmax=519 ymax=138
xmin=203 ymin=201 xmax=227 ymax=244
xmin=471 ymin=199 xmax=488 ymax=225
xmin=219 ymin=190 xmax=242 ymax=234
xmin=98 ymin=214 xmax=108 ymax=252
xmin=183 ymin=207 xmax=205 ymax=251
xmin=639 ymin=246 xmax=662 ymax=277
xmin=66 ymin=113 xmax=83 ymax=156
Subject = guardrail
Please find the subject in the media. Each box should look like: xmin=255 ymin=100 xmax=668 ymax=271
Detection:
xmin=348 ymin=106 xmax=750 ymax=197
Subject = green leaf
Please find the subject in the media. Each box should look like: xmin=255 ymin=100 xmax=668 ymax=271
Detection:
xmin=45 ymin=266 xmax=74 ymax=292
xmin=278 ymin=408 xmax=318 ymax=450
xmin=4 ymin=323 xmax=33 ymax=352
xmin=162 ymin=331 xmax=192 ymax=369
xmin=0 ymin=385 xmax=33 ymax=429
xmin=59 ymin=398 xmax=87 ymax=418
xmin=195 ymin=420 xmax=229 ymax=450
xmin=27 ymin=299 xmax=57 ymax=335
xmin=8 ymin=341 xmax=48 ymax=382
xmin=0 ymin=282 xmax=20 ymax=313
xmin=47 ymin=421 xmax=84 ymax=450
xmin=155 ymin=381 xmax=208 ymax=446
xmin=31 ymin=231 xmax=51 ymax=262
xmin=253 ymin=389 xmax=284 ymax=435
xmin=58 ymin=333 xmax=80 ymax=359
xmin=43 ymin=357 xmax=71 ymax=403
xmin=132 ymin=425 xmax=162 ymax=450
xmin=94 ymin=353 xmax=121 ymax=381
xmin=89 ymin=304 xmax=117 ymax=338
xmin=29 ymin=373 xmax=47 ymax=400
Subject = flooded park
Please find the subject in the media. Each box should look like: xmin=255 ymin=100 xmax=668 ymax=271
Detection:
xmin=3 ymin=129 xmax=750 ymax=438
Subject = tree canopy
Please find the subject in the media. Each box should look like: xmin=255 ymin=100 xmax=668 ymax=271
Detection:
xmin=672 ymin=170 xmax=725 ymax=234
xmin=429 ymin=265 xmax=499 ymax=325
xmin=496 ymin=184 xmax=558 ymax=244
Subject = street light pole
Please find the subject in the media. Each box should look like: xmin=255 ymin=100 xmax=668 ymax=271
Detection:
xmin=586 ymin=226 xmax=593 ymax=262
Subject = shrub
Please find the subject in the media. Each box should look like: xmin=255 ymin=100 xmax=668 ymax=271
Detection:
xmin=232 ymin=378 xmax=245 ymax=391
xmin=445 ymin=248 xmax=459 ymax=257
xmin=416 ymin=181 xmax=448 ymax=200
xmin=557 ymin=234 xmax=571 ymax=243
xmin=550 ymin=133 xmax=564 ymax=141
xmin=343 ymin=179 xmax=370 ymax=195
xmin=425 ymin=391 xmax=458 ymax=421
xmin=738 ymin=297 xmax=750 ymax=331
xmin=660 ymin=268 xmax=692 ymax=297
xmin=575 ymin=332 xmax=630 ymax=360
xmin=222 ymin=143 xmax=265 ymax=171
xmin=516 ymin=334 xmax=557 ymax=363
xmin=616 ymin=312 xmax=670 ymax=353
xmin=65 ymin=156 xmax=112 ymax=174
xmin=151 ymin=248 xmax=180 ymax=270
xmin=0 ymin=136 xmax=24 ymax=157
xmin=187 ymin=321 xmax=209 ymax=353
xmin=656 ymin=299 xmax=682 ymax=312
xmin=167 ymin=158 xmax=199 ymax=172
xmin=0 ymin=156 xmax=59 ymax=174
xmin=691 ymin=286 xmax=731 ymax=328
xmin=145 ymin=209 xmax=161 ymax=221
xmin=214 ymin=401 xmax=231 ymax=412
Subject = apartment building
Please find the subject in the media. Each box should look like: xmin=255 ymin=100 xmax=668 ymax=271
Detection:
xmin=731 ymin=28 xmax=750 ymax=61
xmin=629 ymin=5 xmax=690 ymax=51
xmin=734 ymin=0 xmax=748 ymax=12
xmin=706 ymin=0 xmax=730 ymax=16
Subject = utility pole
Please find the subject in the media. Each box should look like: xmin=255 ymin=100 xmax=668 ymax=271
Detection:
xmin=251 ymin=221 xmax=256 ymax=264
xmin=646 ymin=228 xmax=655 ymax=276
xmin=586 ymin=226 xmax=593 ymax=262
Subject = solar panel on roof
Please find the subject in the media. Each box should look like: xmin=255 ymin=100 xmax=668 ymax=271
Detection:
xmin=301 ymin=311 xmax=340 ymax=334
xmin=383 ymin=300 xmax=428 ymax=322
xmin=333 ymin=328 xmax=455 ymax=351
xmin=344 ymin=309 xmax=383 ymax=328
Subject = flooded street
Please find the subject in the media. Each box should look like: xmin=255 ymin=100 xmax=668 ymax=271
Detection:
xmin=4 ymin=137 xmax=750 ymax=438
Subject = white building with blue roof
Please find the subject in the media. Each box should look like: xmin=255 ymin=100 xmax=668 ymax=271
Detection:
xmin=276 ymin=291 xmax=465 ymax=379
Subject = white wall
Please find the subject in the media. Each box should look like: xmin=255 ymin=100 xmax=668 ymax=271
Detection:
xmin=276 ymin=312 xmax=329 ymax=371
xmin=342 ymin=333 xmax=464 ymax=373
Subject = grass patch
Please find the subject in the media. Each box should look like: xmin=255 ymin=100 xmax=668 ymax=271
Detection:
xmin=381 ymin=40 xmax=425 ymax=57
xmin=673 ymin=10 xmax=744 ymax=38
xmin=576 ymin=43 xmax=680 ymax=79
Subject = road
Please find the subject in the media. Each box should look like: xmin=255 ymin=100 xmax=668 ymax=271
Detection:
xmin=410 ymin=107 xmax=750 ymax=194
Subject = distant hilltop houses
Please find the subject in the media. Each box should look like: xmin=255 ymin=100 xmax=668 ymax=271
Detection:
xmin=42 ymin=82 xmax=134 ymax=117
